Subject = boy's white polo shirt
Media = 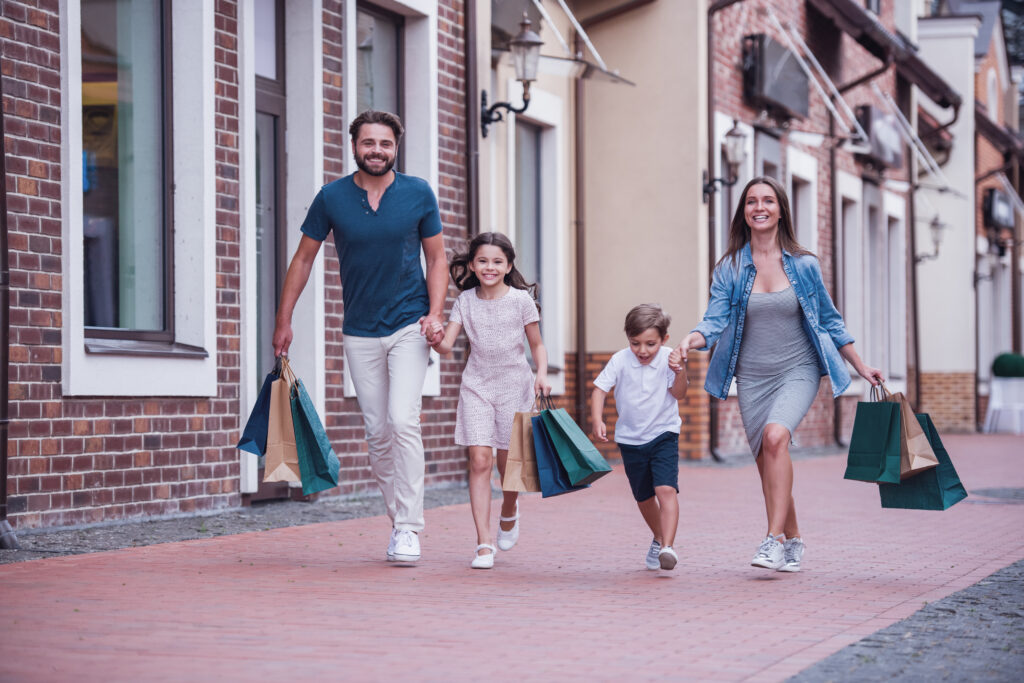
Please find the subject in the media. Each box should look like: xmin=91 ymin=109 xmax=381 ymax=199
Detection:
xmin=593 ymin=346 xmax=681 ymax=446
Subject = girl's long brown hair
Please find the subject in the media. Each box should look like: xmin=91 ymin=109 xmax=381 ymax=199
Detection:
xmin=450 ymin=232 xmax=540 ymax=310
xmin=716 ymin=176 xmax=813 ymax=269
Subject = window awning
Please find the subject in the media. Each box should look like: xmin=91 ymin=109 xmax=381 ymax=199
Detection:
xmin=976 ymin=103 xmax=1024 ymax=158
xmin=806 ymin=0 xmax=962 ymax=110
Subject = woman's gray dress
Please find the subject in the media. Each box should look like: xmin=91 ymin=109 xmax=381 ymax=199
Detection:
xmin=734 ymin=286 xmax=821 ymax=457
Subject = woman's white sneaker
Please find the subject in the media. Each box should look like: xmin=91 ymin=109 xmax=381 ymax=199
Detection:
xmin=751 ymin=535 xmax=785 ymax=570
xmin=778 ymin=537 xmax=805 ymax=572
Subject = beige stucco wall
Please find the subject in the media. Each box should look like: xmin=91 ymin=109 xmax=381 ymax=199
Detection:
xmin=579 ymin=0 xmax=708 ymax=351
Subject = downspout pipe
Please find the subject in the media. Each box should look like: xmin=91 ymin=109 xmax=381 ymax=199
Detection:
xmin=572 ymin=0 xmax=656 ymax=424
xmin=704 ymin=0 xmax=746 ymax=462
xmin=0 ymin=92 xmax=19 ymax=549
xmin=1013 ymin=158 xmax=1022 ymax=354
xmin=464 ymin=0 xmax=480 ymax=238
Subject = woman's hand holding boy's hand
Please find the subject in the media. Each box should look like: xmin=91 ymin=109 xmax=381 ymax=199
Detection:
xmin=669 ymin=332 xmax=706 ymax=372
xmin=592 ymin=420 xmax=608 ymax=443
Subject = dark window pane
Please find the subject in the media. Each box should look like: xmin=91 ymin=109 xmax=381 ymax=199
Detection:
xmin=81 ymin=0 xmax=166 ymax=331
xmin=356 ymin=8 xmax=400 ymax=114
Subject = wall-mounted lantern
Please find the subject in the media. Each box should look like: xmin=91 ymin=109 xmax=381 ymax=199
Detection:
xmin=702 ymin=120 xmax=748 ymax=203
xmin=481 ymin=14 xmax=543 ymax=138
xmin=915 ymin=215 xmax=946 ymax=264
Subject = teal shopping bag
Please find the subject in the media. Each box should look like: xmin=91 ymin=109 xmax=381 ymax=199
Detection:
xmin=878 ymin=414 xmax=968 ymax=510
xmin=290 ymin=376 xmax=340 ymax=496
xmin=540 ymin=407 xmax=612 ymax=486
xmin=532 ymin=414 xmax=589 ymax=498
xmin=844 ymin=386 xmax=902 ymax=484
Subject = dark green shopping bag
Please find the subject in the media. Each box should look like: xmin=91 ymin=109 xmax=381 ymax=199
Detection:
xmin=878 ymin=414 xmax=968 ymax=510
xmin=540 ymin=406 xmax=612 ymax=486
xmin=290 ymin=376 xmax=340 ymax=496
xmin=844 ymin=386 xmax=902 ymax=484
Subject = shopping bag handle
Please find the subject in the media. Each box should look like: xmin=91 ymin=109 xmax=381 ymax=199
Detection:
xmin=531 ymin=394 xmax=556 ymax=412
xmin=869 ymin=380 xmax=892 ymax=402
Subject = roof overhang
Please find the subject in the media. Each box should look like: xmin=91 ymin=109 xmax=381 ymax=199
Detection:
xmin=806 ymin=0 xmax=962 ymax=111
xmin=976 ymin=102 xmax=1024 ymax=157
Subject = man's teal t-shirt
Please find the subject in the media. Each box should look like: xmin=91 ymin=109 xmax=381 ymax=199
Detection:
xmin=300 ymin=172 xmax=443 ymax=337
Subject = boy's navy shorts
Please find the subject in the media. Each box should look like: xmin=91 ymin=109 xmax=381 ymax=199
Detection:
xmin=617 ymin=431 xmax=680 ymax=502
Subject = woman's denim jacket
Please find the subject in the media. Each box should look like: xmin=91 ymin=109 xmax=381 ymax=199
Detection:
xmin=693 ymin=243 xmax=855 ymax=400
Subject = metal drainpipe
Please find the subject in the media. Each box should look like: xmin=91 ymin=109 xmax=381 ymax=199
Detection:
xmin=571 ymin=0 xmax=656 ymax=425
xmin=464 ymin=0 xmax=480 ymax=238
xmin=704 ymin=0 xmax=745 ymax=462
xmin=829 ymin=110 xmax=845 ymax=448
xmin=0 ymin=92 xmax=19 ymax=550
xmin=908 ymin=147 xmax=923 ymax=410
xmin=1013 ymin=159 xmax=1022 ymax=354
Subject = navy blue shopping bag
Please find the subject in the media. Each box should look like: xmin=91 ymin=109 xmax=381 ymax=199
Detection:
xmin=532 ymin=414 xmax=588 ymax=498
xmin=236 ymin=360 xmax=280 ymax=456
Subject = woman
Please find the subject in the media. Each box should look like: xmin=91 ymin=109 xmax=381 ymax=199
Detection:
xmin=669 ymin=176 xmax=882 ymax=572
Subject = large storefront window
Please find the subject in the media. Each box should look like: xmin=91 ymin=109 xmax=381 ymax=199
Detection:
xmin=81 ymin=0 xmax=171 ymax=334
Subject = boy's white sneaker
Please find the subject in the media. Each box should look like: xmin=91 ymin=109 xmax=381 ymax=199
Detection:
xmin=645 ymin=538 xmax=662 ymax=570
xmin=392 ymin=529 xmax=420 ymax=563
xmin=658 ymin=546 xmax=678 ymax=570
xmin=778 ymin=537 xmax=805 ymax=572
xmin=751 ymin=535 xmax=785 ymax=570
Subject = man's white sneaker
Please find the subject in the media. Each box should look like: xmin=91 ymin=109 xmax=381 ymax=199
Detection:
xmin=645 ymin=538 xmax=662 ymax=570
xmin=658 ymin=546 xmax=678 ymax=570
xmin=392 ymin=529 xmax=420 ymax=562
xmin=751 ymin=535 xmax=785 ymax=570
xmin=778 ymin=537 xmax=805 ymax=572
xmin=496 ymin=505 xmax=519 ymax=551
xmin=386 ymin=528 xmax=398 ymax=561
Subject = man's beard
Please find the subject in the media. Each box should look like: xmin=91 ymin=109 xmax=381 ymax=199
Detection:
xmin=355 ymin=152 xmax=396 ymax=176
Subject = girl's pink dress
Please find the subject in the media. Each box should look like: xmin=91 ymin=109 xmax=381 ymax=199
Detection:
xmin=451 ymin=287 xmax=539 ymax=449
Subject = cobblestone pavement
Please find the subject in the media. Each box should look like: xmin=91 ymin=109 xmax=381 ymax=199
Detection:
xmin=1 ymin=434 xmax=1022 ymax=681
xmin=789 ymin=558 xmax=1024 ymax=682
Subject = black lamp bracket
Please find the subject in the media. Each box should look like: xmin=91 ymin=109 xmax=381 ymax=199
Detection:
xmin=702 ymin=168 xmax=740 ymax=204
xmin=481 ymin=87 xmax=532 ymax=138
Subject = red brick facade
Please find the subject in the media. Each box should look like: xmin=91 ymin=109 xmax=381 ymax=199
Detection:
xmin=2 ymin=0 xmax=472 ymax=530
xmin=710 ymin=0 xmax=912 ymax=450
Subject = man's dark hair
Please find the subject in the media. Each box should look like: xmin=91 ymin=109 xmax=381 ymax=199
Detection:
xmin=349 ymin=110 xmax=405 ymax=144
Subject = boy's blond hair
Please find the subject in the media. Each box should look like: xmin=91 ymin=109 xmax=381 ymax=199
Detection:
xmin=624 ymin=304 xmax=671 ymax=339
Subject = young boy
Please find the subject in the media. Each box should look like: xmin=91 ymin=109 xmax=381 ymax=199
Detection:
xmin=591 ymin=304 xmax=689 ymax=570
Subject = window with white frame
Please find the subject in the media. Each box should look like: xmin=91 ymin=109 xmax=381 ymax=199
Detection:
xmin=63 ymin=0 xmax=218 ymax=396
xmin=81 ymin=0 xmax=172 ymax=337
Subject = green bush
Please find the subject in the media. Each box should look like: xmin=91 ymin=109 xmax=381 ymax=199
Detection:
xmin=992 ymin=352 xmax=1024 ymax=377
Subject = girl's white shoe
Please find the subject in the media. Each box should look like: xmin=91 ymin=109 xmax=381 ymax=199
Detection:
xmin=471 ymin=543 xmax=496 ymax=569
xmin=496 ymin=506 xmax=520 ymax=551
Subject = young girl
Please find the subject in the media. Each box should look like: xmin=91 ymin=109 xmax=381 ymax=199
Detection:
xmin=429 ymin=232 xmax=550 ymax=569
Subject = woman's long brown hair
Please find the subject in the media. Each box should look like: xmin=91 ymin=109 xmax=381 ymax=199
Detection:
xmin=716 ymin=176 xmax=813 ymax=269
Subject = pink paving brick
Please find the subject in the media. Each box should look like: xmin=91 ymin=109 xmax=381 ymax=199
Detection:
xmin=0 ymin=433 xmax=1022 ymax=681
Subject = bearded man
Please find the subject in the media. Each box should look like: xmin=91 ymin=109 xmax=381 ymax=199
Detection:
xmin=272 ymin=110 xmax=447 ymax=564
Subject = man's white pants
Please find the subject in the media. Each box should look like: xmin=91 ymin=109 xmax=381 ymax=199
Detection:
xmin=343 ymin=323 xmax=429 ymax=533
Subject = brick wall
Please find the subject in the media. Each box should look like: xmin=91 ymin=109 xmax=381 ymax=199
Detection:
xmin=316 ymin=0 xmax=471 ymax=497
xmin=919 ymin=372 xmax=976 ymax=432
xmin=3 ymin=0 xmax=473 ymax=530
xmin=564 ymin=351 xmax=709 ymax=461
xmin=710 ymin=0 xmax=911 ymax=452
xmin=2 ymin=1 xmax=244 ymax=529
